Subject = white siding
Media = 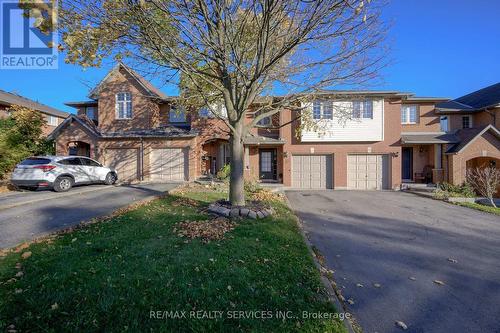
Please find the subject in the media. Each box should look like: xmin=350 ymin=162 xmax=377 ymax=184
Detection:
xmin=301 ymin=99 xmax=384 ymax=142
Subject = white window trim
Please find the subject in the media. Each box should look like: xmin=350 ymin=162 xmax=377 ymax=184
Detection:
xmin=440 ymin=116 xmax=449 ymax=132
xmin=312 ymin=100 xmax=334 ymax=120
xmin=115 ymin=92 xmax=132 ymax=119
xmin=401 ymin=105 xmax=419 ymax=124
xmin=47 ymin=115 xmax=58 ymax=126
xmin=352 ymin=100 xmax=374 ymax=119
xmin=462 ymin=115 xmax=473 ymax=129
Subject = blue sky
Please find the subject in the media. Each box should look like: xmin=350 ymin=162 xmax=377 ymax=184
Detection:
xmin=0 ymin=0 xmax=499 ymax=114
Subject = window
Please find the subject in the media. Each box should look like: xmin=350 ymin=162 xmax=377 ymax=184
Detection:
xmin=47 ymin=115 xmax=58 ymax=126
xmin=440 ymin=116 xmax=449 ymax=132
xmin=401 ymin=105 xmax=418 ymax=124
xmin=169 ymin=106 xmax=187 ymax=123
xmin=312 ymin=100 xmax=333 ymax=120
xmin=59 ymin=158 xmax=82 ymax=166
xmin=352 ymin=100 xmax=373 ymax=119
xmin=20 ymin=158 xmax=51 ymax=165
xmin=116 ymin=92 xmax=132 ymax=119
xmin=199 ymin=107 xmax=214 ymax=118
xmin=257 ymin=116 xmax=271 ymax=126
xmin=79 ymin=158 xmax=101 ymax=167
xmin=462 ymin=115 xmax=472 ymax=129
xmin=86 ymin=106 xmax=96 ymax=120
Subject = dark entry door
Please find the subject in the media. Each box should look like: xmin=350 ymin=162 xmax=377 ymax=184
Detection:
xmin=402 ymin=147 xmax=413 ymax=180
xmin=259 ymin=149 xmax=277 ymax=180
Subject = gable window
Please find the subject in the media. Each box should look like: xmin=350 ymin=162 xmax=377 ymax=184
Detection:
xmin=257 ymin=115 xmax=271 ymax=127
xmin=401 ymin=105 xmax=418 ymax=124
xmin=462 ymin=115 xmax=472 ymax=129
xmin=312 ymin=100 xmax=333 ymax=120
xmin=169 ymin=106 xmax=187 ymax=123
xmin=116 ymin=92 xmax=132 ymax=119
xmin=47 ymin=115 xmax=58 ymax=126
xmin=440 ymin=116 xmax=449 ymax=132
xmin=86 ymin=106 xmax=96 ymax=120
xmin=352 ymin=100 xmax=373 ymax=119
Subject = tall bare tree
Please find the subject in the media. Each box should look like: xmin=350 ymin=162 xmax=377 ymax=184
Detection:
xmin=26 ymin=0 xmax=386 ymax=205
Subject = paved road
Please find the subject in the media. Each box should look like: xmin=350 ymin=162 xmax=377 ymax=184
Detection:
xmin=286 ymin=190 xmax=500 ymax=333
xmin=0 ymin=183 xmax=180 ymax=249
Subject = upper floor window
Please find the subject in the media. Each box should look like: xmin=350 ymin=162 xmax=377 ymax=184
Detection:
xmin=462 ymin=115 xmax=472 ymax=129
xmin=312 ymin=100 xmax=333 ymax=120
xmin=116 ymin=92 xmax=132 ymax=119
xmin=257 ymin=115 xmax=271 ymax=127
xmin=199 ymin=107 xmax=215 ymax=118
xmin=169 ymin=106 xmax=187 ymax=123
xmin=440 ymin=116 xmax=449 ymax=132
xmin=401 ymin=105 xmax=418 ymax=124
xmin=85 ymin=106 xmax=96 ymax=120
xmin=352 ymin=100 xmax=373 ymax=119
xmin=47 ymin=115 xmax=58 ymax=126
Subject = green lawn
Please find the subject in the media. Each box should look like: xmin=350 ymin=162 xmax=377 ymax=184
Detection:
xmin=455 ymin=202 xmax=500 ymax=216
xmin=0 ymin=186 xmax=346 ymax=333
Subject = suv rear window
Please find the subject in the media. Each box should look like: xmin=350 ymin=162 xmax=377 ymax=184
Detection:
xmin=19 ymin=158 xmax=51 ymax=165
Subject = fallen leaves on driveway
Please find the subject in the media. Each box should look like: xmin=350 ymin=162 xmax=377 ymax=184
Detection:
xmin=447 ymin=258 xmax=458 ymax=263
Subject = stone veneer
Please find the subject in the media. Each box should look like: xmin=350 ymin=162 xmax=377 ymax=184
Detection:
xmin=208 ymin=203 xmax=273 ymax=219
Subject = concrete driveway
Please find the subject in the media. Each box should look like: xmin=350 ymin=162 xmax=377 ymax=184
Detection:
xmin=286 ymin=190 xmax=500 ymax=333
xmin=0 ymin=182 xmax=180 ymax=249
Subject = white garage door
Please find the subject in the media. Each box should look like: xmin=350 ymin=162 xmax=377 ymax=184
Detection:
xmin=151 ymin=148 xmax=186 ymax=181
xmin=292 ymin=155 xmax=333 ymax=189
xmin=348 ymin=154 xmax=389 ymax=190
xmin=103 ymin=148 xmax=139 ymax=183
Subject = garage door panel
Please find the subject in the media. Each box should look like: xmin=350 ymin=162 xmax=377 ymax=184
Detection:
xmin=104 ymin=148 xmax=139 ymax=183
xmin=348 ymin=154 xmax=388 ymax=190
xmin=292 ymin=155 xmax=333 ymax=189
xmin=151 ymin=148 xmax=186 ymax=181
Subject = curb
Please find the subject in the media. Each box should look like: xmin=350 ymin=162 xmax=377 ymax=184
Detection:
xmin=283 ymin=194 xmax=357 ymax=333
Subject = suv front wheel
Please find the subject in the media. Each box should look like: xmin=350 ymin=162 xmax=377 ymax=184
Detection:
xmin=53 ymin=176 xmax=73 ymax=192
xmin=104 ymin=172 xmax=117 ymax=185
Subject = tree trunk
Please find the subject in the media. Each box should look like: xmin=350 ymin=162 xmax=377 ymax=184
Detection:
xmin=489 ymin=197 xmax=497 ymax=208
xmin=229 ymin=126 xmax=245 ymax=206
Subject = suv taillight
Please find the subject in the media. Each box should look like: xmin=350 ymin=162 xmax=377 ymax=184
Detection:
xmin=33 ymin=165 xmax=56 ymax=172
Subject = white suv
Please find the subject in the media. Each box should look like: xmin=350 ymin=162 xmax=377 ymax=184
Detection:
xmin=11 ymin=156 xmax=118 ymax=192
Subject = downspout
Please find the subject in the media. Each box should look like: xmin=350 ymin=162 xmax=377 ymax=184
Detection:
xmin=140 ymin=137 xmax=144 ymax=181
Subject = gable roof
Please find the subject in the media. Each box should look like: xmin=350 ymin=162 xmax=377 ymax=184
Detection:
xmin=436 ymin=82 xmax=500 ymax=112
xmin=88 ymin=63 xmax=169 ymax=101
xmin=446 ymin=125 xmax=500 ymax=154
xmin=47 ymin=114 xmax=100 ymax=140
xmin=0 ymin=89 xmax=69 ymax=118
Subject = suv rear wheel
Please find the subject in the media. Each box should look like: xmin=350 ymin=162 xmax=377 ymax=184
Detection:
xmin=104 ymin=172 xmax=117 ymax=185
xmin=53 ymin=176 xmax=73 ymax=192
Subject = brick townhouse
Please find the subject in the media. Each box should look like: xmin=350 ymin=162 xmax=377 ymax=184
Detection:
xmin=49 ymin=63 xmax=500 ymax=189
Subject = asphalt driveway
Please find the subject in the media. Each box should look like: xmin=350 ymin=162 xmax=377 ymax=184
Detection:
xmin=0 ymin=182 xmax=180 ymax=249
xmin=286 ymin=190 xmax=500 ymax=333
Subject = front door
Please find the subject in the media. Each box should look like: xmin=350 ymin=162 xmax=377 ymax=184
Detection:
xmin=402 ymin=147 xmax=413 ymax=180
xmin=259 ymin=149 xmax=277 ymax=180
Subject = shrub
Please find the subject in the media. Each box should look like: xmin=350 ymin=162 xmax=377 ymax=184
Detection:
xmin=467 ymin=167 xmax=500 ymax=208
xmin=434 ymin=182 xmax=475 ymax=199
xmin=216 ymin=164 xmax=230 ymax=181
xmin=244 ymin=180 xmax=262 ymax=194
